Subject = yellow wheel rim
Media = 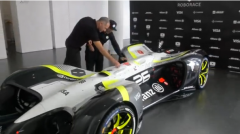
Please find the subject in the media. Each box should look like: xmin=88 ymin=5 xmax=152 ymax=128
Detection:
xmin=199 ymin=59 xmax=209 ymax=86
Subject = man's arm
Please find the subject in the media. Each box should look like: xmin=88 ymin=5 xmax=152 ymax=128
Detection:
xmin=108 ymin=32 xmax=122 ymax=56
xmin=87 ymin=27 xmax=120 ymax=67
xmin=109 ymin=32 xmax=127 ymax=61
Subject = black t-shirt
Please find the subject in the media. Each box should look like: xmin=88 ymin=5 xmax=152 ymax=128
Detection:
xmin=86 ymin=32 xmax=123 ymax=57
xmin=65 ymin=17 xmax=100 ymax=48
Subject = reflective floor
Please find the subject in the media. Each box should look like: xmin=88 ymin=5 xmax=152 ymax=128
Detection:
xmin=1 ymin=44 xmax=240 ymax=134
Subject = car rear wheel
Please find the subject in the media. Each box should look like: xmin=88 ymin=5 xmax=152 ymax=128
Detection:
xmin=98 ymin=105 xmax=137 ymax=134
xmin=196 ymin=57 xmax=209 ymax=89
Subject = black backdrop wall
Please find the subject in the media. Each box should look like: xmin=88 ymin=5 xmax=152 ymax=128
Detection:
xmin=130 ymin=1 xmax=240 ymax=73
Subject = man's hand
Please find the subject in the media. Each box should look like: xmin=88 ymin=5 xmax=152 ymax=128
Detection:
xmin=120 ymin=57 xmax=127 ymax=61
xmin=93 ymin=41 xmax=121 ymax=68
xmin=88 ymin=40 xmax=94 ymax=51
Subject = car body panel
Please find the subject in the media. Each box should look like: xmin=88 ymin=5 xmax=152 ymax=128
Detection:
xmin=0 ymin=43 xmax=208 ymax=134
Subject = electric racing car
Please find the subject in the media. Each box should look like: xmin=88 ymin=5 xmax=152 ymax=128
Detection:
xmin=0 ymin=43 xmax=209 ymax=134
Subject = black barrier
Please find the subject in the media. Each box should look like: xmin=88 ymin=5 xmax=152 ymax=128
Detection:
xmin=130 ymin=1 xmax=240 ymax=73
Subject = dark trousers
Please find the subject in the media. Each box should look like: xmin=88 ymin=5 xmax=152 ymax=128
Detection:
xmin=85 ymin=49 xmax=103 ymax=72
xmin=64 ymin=47 xmax=81 ymax=68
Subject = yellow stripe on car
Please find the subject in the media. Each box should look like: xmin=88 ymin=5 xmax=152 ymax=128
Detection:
xmin=134 ymin=61 xmax=140 ymax=65
xmin=100 ymin=70 xmax=112 ymax=76
xmin=116 ymin=85 xmax=130 ymax=101
xmin=41 ymin=65 xmax=95 ymax=79
xmin=128 ymin=44 xmax=143 ymax=59
xmin=153 ymin=51 xmax=189 ymax=63
xmin=102 ymin=79 xmax=119 ymax=89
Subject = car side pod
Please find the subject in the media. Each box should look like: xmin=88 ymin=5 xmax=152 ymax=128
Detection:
xmin=2 ymin=108 xmax=71 ymax=134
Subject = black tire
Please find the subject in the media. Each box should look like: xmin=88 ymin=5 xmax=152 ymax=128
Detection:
xmin=97 ymin=105 xmax=137 ymax=134
xmin=196 ymin=57 xmax=209 ymax=89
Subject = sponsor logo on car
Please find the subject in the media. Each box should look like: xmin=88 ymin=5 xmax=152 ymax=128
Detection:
xmin=133 ymin=70 xmax=150 ymax=85
xmin=57 ymin=74 xmax=78 ymax=81
xmin=142 ymin=89 xmax=156 ymax=101
xmin=152 ymin=83 xmax=164 ymax=93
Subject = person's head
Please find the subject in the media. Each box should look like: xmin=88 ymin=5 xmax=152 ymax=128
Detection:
xmin=96 ymin=17 xmax=110 ymax=32
xmin=105 ymin=20 xmax=117 ymax=34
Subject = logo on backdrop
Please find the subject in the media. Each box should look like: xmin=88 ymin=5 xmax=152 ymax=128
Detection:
xmin=175 ymin=27 xmax=184 ymax=30
xmin=210 ymin=46 xmax=220 ymax=50
xmin=133 ymin=17 xmax=137 ymax=22
xmin=193 ymin=11 xmax=203 ymax=14
xmin=175 ymin=19 xmax=184 ymax=22
xmin=229 ymin=57 xmax=240 ymax=61
xmin=131 ymin=32 xmax=138 ymax=35
xmin=210 ymin=37 xmax=221 ymax=41
xmin=177 ymin=2 xmax=201 ymax=7
xmin=210 ymin=61 xmax=216 ymax=67
xmin=194 ymin=20 xmax=201 ymax=23
xmin=233 ymin=39 xmax=240 ymax=43
xmin=228 ymin=66 xmax=240 ymax=70
xmin=209 ymin=55 xmax=219 ymax=58
xmin=159 ymin=27 xmax=167 ymax=30
xmin=159 ymin=19 xmax=167 ymax=22
xmin=174 ymin=35 xmax=183 ymax=38
xmin=191 ymin=44 xmax=200 ymax=48
xmin=230 ymin=48 xmax=240 ymax=52
xmin=212 ymin=10 xmax=224 ymax=14
xmin=192 ymin=37 xmax=201 ymax=40
xmin=175 ymin=42 xmax=181 ymax=47
xmin=213 ymin=29 xmax=221 ymax=32
xmin=132 ymin=12 xmax=139 ymax=14
xmin=146 ymin=25 xmax=151 ymax=30
xmin=192 ymin=28 xmax=202 ymax=31
xmin=145 ymin=19 xmax=152 ymax=22
xmin=134 ymin=25 xmax=136 ymax=29
xmin=176 ymin=11 xmax=183 ymax=14
xmin=160 ymin=33 xmax=165 ymax=38
xmin=233 ymin=20 xmax=240 ymax=24
xmin=147 ymin=33 xmax=150 ymax=37
xmin=159 ymin=11 xmax=168 ymax=14
xmin=145 ymin=12 xmax=152 ymax=14
xmin=233 ymin=30 xmax=240 ymax=33
xmin=212 ymin=20 xmax=223 ymax=23
xmin=144 ymin=40 xmax=152 ymax=43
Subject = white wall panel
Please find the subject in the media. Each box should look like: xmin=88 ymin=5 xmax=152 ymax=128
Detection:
xmin=123 ymin=0 xmax=130 ymax=39
xmin=11 ymin=1 xmax=53 ymax=53
xmin=0 ymin=4 xmax=7 ymax=59
xmin=50 ymin=1 xmax=70 ymax=48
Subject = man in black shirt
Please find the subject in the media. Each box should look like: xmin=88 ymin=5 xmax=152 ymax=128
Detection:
xmin=85 ymin=20 xmax=127 ymax=72
xmin=63 ymin=17 xmax=120 ymax=68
